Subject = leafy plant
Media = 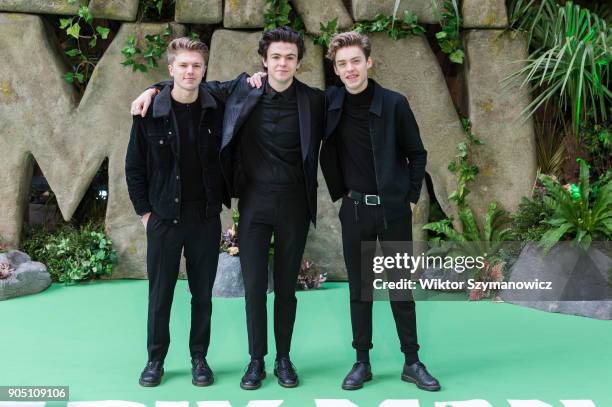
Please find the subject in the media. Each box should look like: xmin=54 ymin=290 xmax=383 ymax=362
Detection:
xmin=264 ymin=0 xmax=304 ymax=33
xmin=58 ymin=6 xmax=111 ymax=87
xmin=506 ymin=0 xmax=611 ymax=135
xmin=446 ymin=118 xmax=483 ymax=207
xmin=21 ymin=222 xmax=117 ymax=284
xmin=220 ymin=209 xmax=240 ymax=256
xmin=354 ymin=11 xmax=426 ymax=40
xmin=313 ymin=18 xmax=339 ymax=47
xmin=579 ymin=120 xmax=611 ymax=180
xmin=538 ymin=158 xmax=612 ymax=251
xmin=296 ymin=260 xmax=327 ymax=290
xmin=0 ymin=262 xmax=13 ymax=280
xmin=121 ymin=24 xmax=173 ymax=72
xmin=510 ymin=190 xmax=555 ymax=241
xmin=432 ymin=0 xmax=465 ymax=64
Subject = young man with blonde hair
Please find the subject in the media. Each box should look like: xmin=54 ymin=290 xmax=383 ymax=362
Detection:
xmin=126 ymin=37 xmax=228 ymax=387
xmin=320 ymin=31 xmax=440 ymax=391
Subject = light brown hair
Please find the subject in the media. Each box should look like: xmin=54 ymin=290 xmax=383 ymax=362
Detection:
xmin=326 ymin=31 xmax=371 ymax=63
xmin=167 ymin=37 xmax=209 ymax=65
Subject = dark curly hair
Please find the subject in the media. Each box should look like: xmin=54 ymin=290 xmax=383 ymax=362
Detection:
xmin=257 ymin=26 xmax=306 ymax=61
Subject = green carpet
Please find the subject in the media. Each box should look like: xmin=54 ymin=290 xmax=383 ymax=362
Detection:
xmin=0 ymin=281 xmax=610 ymax=406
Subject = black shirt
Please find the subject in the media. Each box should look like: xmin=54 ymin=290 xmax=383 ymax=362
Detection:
xmin=172 ymin=96 xmax=207 ymax=203
xmin=338 ymin=80 xmax=377 ymax=194
xmin=240 ymin=81 xmax=304 ymax=185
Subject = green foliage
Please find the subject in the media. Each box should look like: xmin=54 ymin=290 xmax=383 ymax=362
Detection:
xmin=21 ymin=222 xmax=117 ymax=284
xmin=264 ymin=0 xmax=304 ymax=33
xmin=313 ymin=18 xmax=339 ymax=47
xmin=446 ymin=118 xmax=483 ymax=207
xmin=507 ymin=0 xmax=611 ymax=134
xmin=431 ymin=0 xmax=465 ymax=64
xmin=140 ymin=0 xmax=175 ymax=21
xmin=353 ymin=11 xmax=426 ymax=40
xmin=59 ymin=6 xmax=112 ymax=87
xmin=510 ymin=191 xmax=555 ymax=241
xmin=121 ymin=24 xmax=173 ymax=72
xmin=538 ymin=158 xmax=612 ymax=251
xmin=579 ymin=120 xmax=611 ymax=179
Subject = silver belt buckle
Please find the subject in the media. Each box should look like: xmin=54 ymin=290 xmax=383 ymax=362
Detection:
xmin=364 ymin=194 xmax=380 ymax=206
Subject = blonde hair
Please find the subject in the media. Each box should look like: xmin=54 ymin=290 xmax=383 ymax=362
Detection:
xmin=167 ymin=37 xmax=209 ymax=64
xmin=326 ymin=31 xmax=371 ymax=63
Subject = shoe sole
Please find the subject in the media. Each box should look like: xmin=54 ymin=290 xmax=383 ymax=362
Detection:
xmin=139 ymin=369 xmax=164 ymax=387
xmin=401 ymin=374 xmax=441 ymax=391
xmin=240 ymin=371 xmax=266 ymax=390
xmin=192 ymin=377 xmax=214 ymax=387
xmin=341 ymin=373 xmax=372 ymax=390
xmin=273 ymin=369 xmax=299 ymax=388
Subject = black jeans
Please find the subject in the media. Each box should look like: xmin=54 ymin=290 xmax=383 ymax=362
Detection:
xmin=339 ymin=197 xmax=420 ymax=364
xmin=146 ymin=202 xmax=221 ymax=361
xmin=238 ymin=182 xmax=310 ymax=358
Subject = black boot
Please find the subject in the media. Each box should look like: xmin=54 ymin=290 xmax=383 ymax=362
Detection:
xmin=274 ymin=357 xmax=298 ymax=388
xmin=401 ymin=361 xmax=441 ymax=391
xmin=192 ymin=358 xmax=214 ymax=387
xmin=240 ymin=359 xmax=266 ymax=390
xmin=139 ymin=360 xmax=164 ymax=387
xmin=341 ymin=362 xmax=372 ymax=390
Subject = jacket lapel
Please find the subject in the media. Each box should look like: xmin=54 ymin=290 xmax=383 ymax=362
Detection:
xmin=325 ymin=86 xmax=345 ymax=141
xmin=221 ymin=84 xmax=264 ymax=149
xmin=296 ymin=80 xmax=311 ymax=162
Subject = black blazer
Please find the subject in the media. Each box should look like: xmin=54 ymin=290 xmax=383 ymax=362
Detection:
xmin=320 ymin=80 xmax=427 ymax=223
xmin=206 ymin=73 xmax=325 ymax=226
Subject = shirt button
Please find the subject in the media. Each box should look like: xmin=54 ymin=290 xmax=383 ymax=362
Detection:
xmin=168 ymin=131 xmax=172 ymax=135
xmin=176 ymin=175 xmax=180 ymax=180
xmin=174 ymin=198 xmax=179 ymax=203
xmin=208 ymin=129 xmax=211 ymax=134
xmin=173 ymin=219 xmax=178 ymax=224
xmin=159 ymin=140 xmax=164 ymax=145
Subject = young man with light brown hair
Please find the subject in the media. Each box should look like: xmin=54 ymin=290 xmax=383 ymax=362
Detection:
xmin=320 ymin=31 xmax=441 ymax=391
xmin=126 ymin=37 xmax=228 ymax=388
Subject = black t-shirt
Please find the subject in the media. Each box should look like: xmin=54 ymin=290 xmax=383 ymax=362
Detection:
xmin=172 ymin=96 xmax=207 ymax=203
xmin=338 ymin=80 xmax=377 ymax=194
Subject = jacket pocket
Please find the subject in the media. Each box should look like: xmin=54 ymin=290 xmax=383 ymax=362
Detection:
xmin=145 ymin=132 xmax=173 ymax=170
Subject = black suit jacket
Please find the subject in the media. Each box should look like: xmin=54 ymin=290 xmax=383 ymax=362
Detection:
xmin=320 ymin=80 xmax=427 ymax=223
xmin=206 ymin=73 xmax=325 ymax=226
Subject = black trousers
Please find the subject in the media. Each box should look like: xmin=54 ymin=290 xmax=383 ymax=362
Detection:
xmin=146 ymin=202 xmax=221 ymax=362
xmin=238 ymin=182 xmax=310 ymax=358
xmin=339 ymin=197 xmax=420 ymax=364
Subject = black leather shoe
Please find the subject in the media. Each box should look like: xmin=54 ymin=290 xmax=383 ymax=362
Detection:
xmin=192 ymin=358 xmax=214 ymax=387
xmin=274 ymin=357 xmax=298 ymax=388
xmin=341 ymin=362 xmax=372 ymax=390
xmin=401 ymin=361 xmax=441 ymax=391
xmin=240 ymin=359 xmax=266 ymax=390
xmin=139 ymin=360 xmax=164 ymax=387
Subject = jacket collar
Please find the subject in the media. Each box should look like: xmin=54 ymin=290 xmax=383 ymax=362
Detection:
xmin=327 ymin=78 xmax=383 ymax=118
xmin=152 ymin=83 xmax=217 ymax=118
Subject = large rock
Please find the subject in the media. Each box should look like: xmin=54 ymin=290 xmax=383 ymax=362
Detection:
xmin=292 ymin=0 xmax=353 ymax=35
xmin=350 ymin=0 xmax=442 ymax=24
xmin=207 ymin=29 xmax=325 ymax=89
xmin=501 ymin=243 xmax=612 ymax=320
xmin=212 ymin=253 xmax=274 ymax=297
xmin=464 ymin=30 xmax=537 ymax=218
xmin=0 ymin=14 xmax=187 ymax=278
xmin=175 ymin=0 xmax=223 ymax=24
xmin=0 ymin=0 xmax=84 ymax=15
xmin=462 ymin=0 xmax=508 ymax=28
xmin=223 ymin=0 xmax=266 ymax=28
xmin=0 ymin=250 xmax=51 ymax=300
xmin=89 ymin=0 xmax=140 ymax=21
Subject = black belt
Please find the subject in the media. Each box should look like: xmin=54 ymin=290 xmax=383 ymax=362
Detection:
xmin=347 ymin=190 xmax=382 ymax=206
